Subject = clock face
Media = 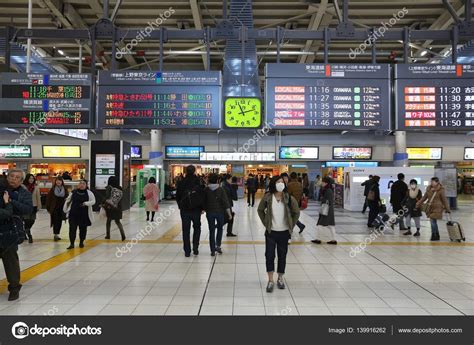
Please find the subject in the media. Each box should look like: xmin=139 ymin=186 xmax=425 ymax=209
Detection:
xmin=224 ymin=97 xmax=262 ymax=128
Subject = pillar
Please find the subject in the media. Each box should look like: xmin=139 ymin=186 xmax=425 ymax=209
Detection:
xmin=102 ymin=129 xmax=120 ymax=140
xmin=393 ymin=131 xmax=408 ymax=167
xmin=150 ymin=129 xmax=163 ymax=166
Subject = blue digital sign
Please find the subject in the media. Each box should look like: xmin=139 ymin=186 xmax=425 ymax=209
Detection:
xmin=165 ymin=146 xmax=204 ymax=160
xmin=324 ymin=161 xmax=379 ymax=168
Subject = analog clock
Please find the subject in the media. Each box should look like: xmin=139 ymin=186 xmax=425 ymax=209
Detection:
xmin=224 ymin=97 xmax=262 ymax=128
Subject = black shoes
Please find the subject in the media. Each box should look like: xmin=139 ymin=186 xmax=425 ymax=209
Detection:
xmin=413 ymin=230 xmax=420 ymax=237
xmin=28 ymin=236 xmax=33 ymax=244
xmin=277 ymin=278 xmax=285 ymax=290
xmin=185 ymin=252 xmax=191 ymax=257
xmin=8 ymin=290 xmax=19 ymax=301
xmin=105 ymin=235 xmax=110 ymax=239
xmin=79 ymin=242 xmax=84 ymax=248
xmin=430 ymin=233 xmax=440 ymax=241
xmin=193 ymin=249 xmax=199 ymax=256
xmin=54 ymin=235 xmax=61 ymax=241
xmin=327 ymin=240 xmax=338 ymax=245
xmin=311 ymin=239 xmax=322 ymax=244
xmin=211 ymin=252 xmax=216 ymax=257
xmin=298 ymin=224 xmax=306 ymax=234
xmin=403 ymin=230 xmax=412 ymax=235
xmin=67 ymin=245 xmax=74 ymax=249
xmin=216 ymin=247 xmax=223 ymax=254
xmin=227 ymin=233 xmax=237 ymax=237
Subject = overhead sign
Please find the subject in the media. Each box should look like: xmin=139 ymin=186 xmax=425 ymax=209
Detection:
xmin=395 ymin=64 xmax=474 ymax=130
xmin=464 ymin=147 xmax=474 ymax=160
xmin=97 ymin=71 xmax=221 ymax=129
xmin=165 ymin=146 xmax=204 ymax=160
xmin=0 ymin=145 xmax=31 ymax=158
xmin=40 ymin=129 xmax=88 ymax=140
xmin=42 ymin=145 xmax=81 ymax=158
xmin=200 ymin=152 xmax=275 ymax=161
xmin=406 ymin=147 xmax=443 ymax=160
xmin=279 ymin=146 xmax=319 ymax=160
xmin=0 ymin=73 xmax=92 ymax=128
xmin=265 ymin=64 xmax=391 ymax=130
xmin=333 ymin=147 xmax=372 ymax=160
xmin=324 ymin=161 xmax=379 ymax=168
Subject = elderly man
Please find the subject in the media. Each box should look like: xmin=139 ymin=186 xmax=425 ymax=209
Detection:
xmin=0 ymin=169 xmax=33 ymax=301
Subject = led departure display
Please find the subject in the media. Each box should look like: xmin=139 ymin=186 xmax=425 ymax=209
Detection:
xmin=97 ymin=71 xmax=221 ymax=129
xmin=395 ymin=64 xmax=474 ymax=130
xmin=0 ymin=73 xmax=92 ymax=128
xmin=265 ymin=64 xmax=391 ymax=130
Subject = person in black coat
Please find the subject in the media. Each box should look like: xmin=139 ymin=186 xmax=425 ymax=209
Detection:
xmin=390 ymin=173 xmax=408 ymax=230
xmin=361 ymin=175 xmax=373 ymax=214
xmin=311 ymin=177 xmax=337 ymax=245
xmin=367 ymin=175 xmax=382 ymax=228
xmin=402 ymin=179 xmax=423 ymax=237
xmin=246 ymin=174 xmax=258 ymax=207
xmin=103 ymin=176 xmax=125 ymax=241
xmin=176 ymin=165 xmax=203 ymax=257
xmin=222 ymin=174 xmax=237 ymax=237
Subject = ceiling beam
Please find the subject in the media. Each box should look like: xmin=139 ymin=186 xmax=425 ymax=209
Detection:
xmin=299 ymin=0 xmax=328 ymax=64
xmin=189 ymin=0 xmax=208 ymax=69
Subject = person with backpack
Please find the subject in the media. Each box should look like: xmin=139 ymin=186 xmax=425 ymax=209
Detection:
xmin=287 ymin=172 xmax=306 ymax=233
xmin=390 ymin=173 xmax=409 ymax=231
xmin=311 ymin=176 xmax=337 ymax=245
xmin=4 ymin=169 xmax=33 ymax=301
xmin=222 ymin=174 xmax=237 ymax=237
xmin=63 ymin=179 xmax=96 ymax=249
xmin=204 ymin=173 xmax=232 ymax=256
xmin=257 ymin=176 xmax=300 ymax=293
xmin=402 ymin=179 xmax=423 ymax=237
xmin=143 ymin=177 xmax=160 ymax=222
xmin=367 ymin=175 xmax=382 ymax=229
xmin=46 ymin=177 xmax=68 ymax=242
xmin=361 ymin=175 xmax=373 ymax=214
xmin=103 ymin=176 xmax=126 ymax=241
xmin=176 ymin=165 xmax=204 ymax=257
xmin=22 ymin=173 xmax=41 ymax=243
xmin=246 ymin=174 xmax=258 ymax=207
xmin=416 ymin=177 xmax=451 ymax=241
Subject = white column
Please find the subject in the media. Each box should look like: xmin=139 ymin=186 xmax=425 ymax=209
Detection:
xmin=102 ymin=129 xmax=120 ymax=140
xmin=393 ymin=131 xmax=408 ymax=167
xmin=150 ymin=129 xmax=163 ymax=166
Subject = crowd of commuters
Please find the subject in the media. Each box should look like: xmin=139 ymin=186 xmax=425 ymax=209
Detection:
xmin=0 ymin=166 xmax=457 ymax=302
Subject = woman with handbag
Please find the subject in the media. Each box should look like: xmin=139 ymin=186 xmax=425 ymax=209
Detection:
xmin=63 ymin=179 xmax=96 ymax=249
xmin=367 ymin=175 xmax=381 ymax=229
xmin=45 ymin=177 xmax=68 ymax=242
xmin=22 ymin=173 xmax=41 ymax=243
xmin=143 ymin=177 xmax=160 ymax=222
xmin=103 ymin=176 xmax=125 ymax=241
xmin=416 ymin=177 xmax=450 ymax=241
xmin=311 ymin=176 xmax=337 ymax=245
xmin=402 ymin=179 xmax=423 ymax=237
xmin=204 ymin=173 xmax=232 ymax=256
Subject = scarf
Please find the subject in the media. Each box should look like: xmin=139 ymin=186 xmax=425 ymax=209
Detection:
xmin=25 ymin=183 xmax=35 ymax=193
xmin=208 ymin=184 xmax=219 ymax=191
xmin=409 ymin=187 xmax=419 ymax=199
xmin=54 ymin=186 xmax=65 ymax=198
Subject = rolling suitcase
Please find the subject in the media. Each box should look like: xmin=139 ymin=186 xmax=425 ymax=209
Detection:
xmin=446 ymin=214 xmax=465 ymax=242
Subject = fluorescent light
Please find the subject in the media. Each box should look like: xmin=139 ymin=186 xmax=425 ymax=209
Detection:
xmin=57 ymin=49 xmax=65 ymax=55
xmin=420 ymin=50 xmax=427 ymax=57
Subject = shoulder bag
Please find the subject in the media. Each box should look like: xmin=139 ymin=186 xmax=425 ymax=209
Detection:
xmin=421 ymin=191 xmax=437 ymax=215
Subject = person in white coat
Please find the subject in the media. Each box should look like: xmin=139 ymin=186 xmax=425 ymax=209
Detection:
xmin=63 ymin=179 xmax=96 ymax=249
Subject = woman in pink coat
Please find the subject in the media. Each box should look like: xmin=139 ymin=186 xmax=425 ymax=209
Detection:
xmin=143 ymin=177 xmax=160 ymax=222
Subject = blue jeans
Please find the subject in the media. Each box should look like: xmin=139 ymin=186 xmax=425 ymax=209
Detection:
xmin=180 ymin=211 xmax=202 ymax=255
xmin=207 ymin=212 xmax=224 ymax=253
xmin=430 ymin=218 xmax=439 ymax=235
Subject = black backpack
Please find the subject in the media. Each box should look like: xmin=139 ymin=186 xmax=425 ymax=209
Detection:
xmin=12 ymin=215 xmax=26 ymax=244
xmin=178 ymin=185 xmax=205 ymax=210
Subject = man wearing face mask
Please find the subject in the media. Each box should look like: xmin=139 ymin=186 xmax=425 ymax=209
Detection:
xmin=402 ymin=179 xmax=423 ymax=236
xmin=258 ymin=176 xmax=300 ymax=293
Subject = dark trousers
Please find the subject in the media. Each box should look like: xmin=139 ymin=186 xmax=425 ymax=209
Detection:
xmin=0 ymin=247 xmax=21 ymax=293
xmin=106 ymin=217 xmax=125 ymax=238
xmin=52 ymin=208 xmax=63 ymax=235
xmin=368 ymin=203 xmax=380 ymax=227
xmin=247 ymin=191 xmax=256 ymax=206
xmin=207 ymin=212 xmax=224 ymax=253
xmin=69 ymin=219 xmax=88 ymax=245
xmin=181 ymin=211 xmax=201 ymax=255
xmin=265 ymin=230 xmax=290 ymax=274
xmin=362 ymin=197 xmax=368 ymax=213
xmin=226 ymin=212 xmax=234 ymax=235
xmin=296 ymin=220 xmax=305 ymax=229
xmin=146 ymin=211 xmax=155 ymax=221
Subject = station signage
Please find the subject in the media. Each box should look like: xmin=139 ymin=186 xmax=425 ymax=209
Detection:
xmin=406 ymin=147 xmax=442 ymax=160
xmin=199 ymin=152 xmax=275 ymax=161
xmin=332 ymin=146 xmax=372 ymax=160
xmin=42 ymin=145 xmax=81 ymax=158
xmin=165 ymin=146 xmax=204 ymax=160
xmin=279 ymin=146 xmax=319 ymax=160
xmin=464 ymin=147 xmax=474 ymax=160
xmin=0 ymin=145 xmax=31 ymax=158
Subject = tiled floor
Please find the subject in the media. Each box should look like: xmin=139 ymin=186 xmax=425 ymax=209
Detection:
xmin=0 ymin=195 xmax=472 ymax=316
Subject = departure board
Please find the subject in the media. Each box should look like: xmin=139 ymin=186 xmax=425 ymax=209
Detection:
xmin=0 ymin=73 xmax=92 ymax=128
xmin=265 ymin=64 xmax=391 ymax=130
xmin=97 ymin=71 xmax=221 ymax=129
xmin=395 ymin=64 xmax=474 ymax=130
